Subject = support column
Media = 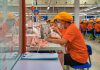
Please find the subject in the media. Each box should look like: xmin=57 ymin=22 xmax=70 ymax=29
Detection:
xmin=21 ymin=0 xmax=26 ymax=53
xmin=74 ymin=0 xmax=80 ymax=28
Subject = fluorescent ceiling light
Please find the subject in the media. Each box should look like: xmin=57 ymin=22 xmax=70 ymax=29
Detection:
xmin=97 ymin=10 xmax=100 ymax=12
xmin=80 ymin=13 xmax=87 ymax=15
xmin=47 ymin=7 xmax=50 ymax=10
xmin=80 ymin=4 xmax=99 ymax=12
xmin=70 ymin=13 xmax=85 ymax=15
xmin=84 ymin=6 xmax=97 ymax=11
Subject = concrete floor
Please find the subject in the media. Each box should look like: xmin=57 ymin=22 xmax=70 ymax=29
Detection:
xmin=85 ymin=40 xmax=100 ymax=70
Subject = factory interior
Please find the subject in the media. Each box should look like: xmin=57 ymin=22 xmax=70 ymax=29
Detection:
xmin=0 ymin=0 xmax=100 ymax=70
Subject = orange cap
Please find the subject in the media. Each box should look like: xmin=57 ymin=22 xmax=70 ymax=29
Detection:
xmin=57 ymin=12 xmax=73 ymax=22
xmin=50 ymin=15 xmax=59 ymax=23
xmin=0 ymin=12 xmax=3 ymax=19
xmin=80 ymin=20 xmax=83 ymax=23
xmin=89 ymin=19 xmax=94 ymax=23
xmin=51 ymin=15 xmax=59 ymax=22
xmin=53 ymin=15 xmax=60 ymax=20
xmin=8 ymin=12 xmax=15 ymax=19
xmin=96 ymin=18 xmax=100 ymax=22
xmin=50 ymin=19 xmax=54 ymax=23
xmin=83 ymin=20 xmax=87 ymax=23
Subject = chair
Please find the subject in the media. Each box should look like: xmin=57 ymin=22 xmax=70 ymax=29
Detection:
xmin=95 ymin=34 xmax=100 ymax=39
xmin=71 ymin=45 xmax=92 ymax=70
xmin=95 ymin=34 xmax=100 ymax=37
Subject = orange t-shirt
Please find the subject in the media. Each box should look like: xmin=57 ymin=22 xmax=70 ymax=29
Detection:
xmin=59 ymin=29 xmax=66 ymax=35
xmin=94 ymin=23 xmax=100 ymax=32
xmin=0 ymin=23 xmax=9 ymax=37
xmin=62 ymin=23 xmax=88 ymax=63
xmin=80 ymin=23 xmax=87 ymax=31
xmin=83 ymin=23 xmax=87 ymax=30
xmin=87 ymin=23 xmax=93 ymax=31
xmin=52 ymin=24 xmax=56 ymax=27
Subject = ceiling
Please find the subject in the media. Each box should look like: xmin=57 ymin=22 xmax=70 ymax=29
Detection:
xmin=25 ymin=0 xmax=100 ymax=5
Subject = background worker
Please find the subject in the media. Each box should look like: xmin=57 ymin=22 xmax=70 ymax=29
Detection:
xmin=0 ymin=12 xmax=3 ymax=24
xmin=94 ymin=18 xmax=100 ymax=34
xmin=87 ymin=19 xmax=94 ymax=32
xmin=80 ymin=20 xmax=87 ymax=36
xmin=87 ymin=19 xmax=95 ymax=40
xmin=0 ymin=12 xmax=4 ymax=38
xmin=46 ymin=12 xmax=88 ymax=67
xmin=33 ymin=9 xmax=41 ymax=23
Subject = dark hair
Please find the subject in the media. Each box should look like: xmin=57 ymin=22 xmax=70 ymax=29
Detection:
xmin=46 ymin=20 xmax=50 ymax=23
xmin=80 ymin=22 xmax=83 ymax=24
xmin=65 ymin=21 xmax=71 ymax=24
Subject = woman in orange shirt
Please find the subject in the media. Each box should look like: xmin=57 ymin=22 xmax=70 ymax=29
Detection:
xmin=94 ymin=18 xmax=100 ymax=34
xmin=80 ymin=20 xmax=87 ymax=36
xmin=87 ymin=19 xmax=94 ymax=32
xmin=46 ymin=12 xmax=88 ymax=66
xmin=87 ymin=19 xmax=96 ymax=39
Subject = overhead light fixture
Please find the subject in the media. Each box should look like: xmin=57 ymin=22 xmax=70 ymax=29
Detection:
xmin=97 ymin=10 xmax=100 ymax=12
xmin=70 ymin=13 xmax=87 ymax=16
xmin=87 ymin=11 xmax=95 ymax=14
xmin=84 ymin=6 xmax=97 ymax=11
xmin=47 ymin=7 xmax=50 ymax=10
xmin=79 ymin=13 xmax=87 ymax=16
xmin=84 ymin=9 xmax=90 ymax=11
xmin=80 ymin=4 xmax=99 ymax=12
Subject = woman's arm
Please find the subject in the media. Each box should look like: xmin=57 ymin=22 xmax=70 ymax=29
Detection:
xmin=46 ymin=37 xmax=68 ymax=45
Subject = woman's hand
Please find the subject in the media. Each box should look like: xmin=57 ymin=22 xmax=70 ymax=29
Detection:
xmin=45 ymin=38 xmax=52 ymax=42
